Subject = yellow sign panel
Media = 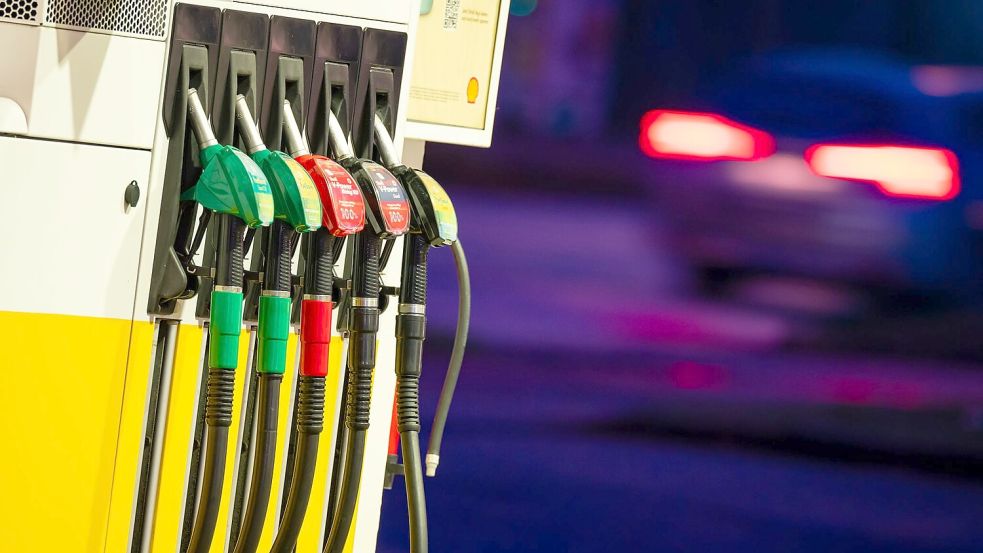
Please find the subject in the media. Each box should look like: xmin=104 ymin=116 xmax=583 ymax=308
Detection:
xmin=408 ymin=0 xmax=503 ymax=130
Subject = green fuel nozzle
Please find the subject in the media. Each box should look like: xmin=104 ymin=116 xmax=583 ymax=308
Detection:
xmin=182 ymin=88 xmax=275 ymax=229
xmin=234 ymin=94 xmax=322 ymax=234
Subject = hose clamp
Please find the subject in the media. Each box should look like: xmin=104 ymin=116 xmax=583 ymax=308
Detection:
xmin=262 ymin=290 xmax=291 ymax=298
xmin=214 ymin=285 xmax=242 ymax=293
xmin=352 ymin=297 xmax=378 ymax=308
xmin=398 ymin=303 xmax=426 ymax=315
xmin=304 ymin=294 xmax=332 ymax=302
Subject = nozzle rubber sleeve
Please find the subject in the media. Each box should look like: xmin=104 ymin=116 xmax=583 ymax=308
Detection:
xmin=257 ymin=294 xmax=292 ymax=375
xmin=209 ymin=290 xmax=244 ymax=370
xmin=300 ymin=299 xmax=333 ymax=377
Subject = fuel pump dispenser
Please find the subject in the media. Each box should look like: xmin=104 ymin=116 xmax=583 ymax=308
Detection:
xmin=0 ymin=2 xmax=508 ymax=550
xmin=322 ymin=109 xmax=411 ymax=553
xmin=182 ymin=88 xmax=275 ymax=553
xmin=268 ymin=99 xmax=366 ymax=553
xmin=372 ymin=114 xmax=460 ymax=553
xmin=228 ymin=95 xmax=322 ymax=553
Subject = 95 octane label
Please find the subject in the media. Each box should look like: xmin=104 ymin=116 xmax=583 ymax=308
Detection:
xmin=365 ymin=164 xmax=411 ymax=235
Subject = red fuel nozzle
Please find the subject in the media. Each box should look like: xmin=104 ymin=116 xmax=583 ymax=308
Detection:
xmin=283 ymin=100 xmax=366 ymax=237
xmin=298 ymin=155 xmax=366 ymax=236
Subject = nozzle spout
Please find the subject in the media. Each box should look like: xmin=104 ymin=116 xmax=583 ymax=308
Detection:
xmin=372 ymin=114 xmax=401 ymax=169
xmin=235 ymin=94 xmax=266 ymax=155
xmin=282 ymin=100 xmax=311 ymax=158
xmin=188 ymin=88 xmax=218 ymax=149
xmin=327 ymin=110 xmax=355 ymax=160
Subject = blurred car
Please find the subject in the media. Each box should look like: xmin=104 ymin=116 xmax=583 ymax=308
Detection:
xmin=641 ymin=50 xmax=983 ymax=307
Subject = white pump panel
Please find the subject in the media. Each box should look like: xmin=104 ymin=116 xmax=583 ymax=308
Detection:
xmin=0 ymin=22 xmax=165 ymax=148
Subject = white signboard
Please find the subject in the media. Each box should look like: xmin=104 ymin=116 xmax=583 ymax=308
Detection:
xmin=405 ymin=0 xmax=510 ymax=147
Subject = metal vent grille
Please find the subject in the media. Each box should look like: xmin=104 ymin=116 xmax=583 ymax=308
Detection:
xmin=44 ymin=0 xmax=168 ymax=38
xmin=0 ymin=0 xmax=39 ymax=23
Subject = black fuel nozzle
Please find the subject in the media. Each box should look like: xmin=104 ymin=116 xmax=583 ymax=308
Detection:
xmin=371 ymin=115 xmax=458 ymax=248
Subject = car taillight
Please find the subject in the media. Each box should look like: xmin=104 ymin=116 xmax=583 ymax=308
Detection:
xmin=639 ymin=110 xmax=775 ymax=162
xmin=805 ymin=144 xmax=959 ymax=200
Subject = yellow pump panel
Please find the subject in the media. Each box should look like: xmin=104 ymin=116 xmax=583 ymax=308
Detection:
xmin=0 ymin=311 xmax=135 ymax=552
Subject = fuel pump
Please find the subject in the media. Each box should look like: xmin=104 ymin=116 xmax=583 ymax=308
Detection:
xmin=228 ymin=94 xmax=322 ymax=553
xmin=322 ymin=109 xmax=411 ymax=553
xmin=182 ymin=88 xmax=275 ymax=553
xmin=372 ymin=114 xmax=459 ymax=553
xmin=268 ymin=99 xmax=366 ymax=553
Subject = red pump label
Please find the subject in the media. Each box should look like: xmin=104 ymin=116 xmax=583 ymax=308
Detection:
xmin=305 ymin=156 xmax=366 ymax=236
xmin=364 ymin=163 xmax=411 ymax=235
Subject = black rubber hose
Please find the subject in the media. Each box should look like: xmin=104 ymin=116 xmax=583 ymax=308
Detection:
xmin=426 ymin=240 xmax=470 ymax=476
xmin=270 ymin=229 xmax=334 ymax=551
xmin=401 ymin=431 xmax=428 ymax=553
xmin=307 ymin=229 xmax=336 ymax=296
xmin=323 ymin=232 xmax=381 ymax=553
xmin=396 ymin=233 xmax=430 ymax=553
xmin=231 ymin=373 xmax=282 ymax=553
xmin=185 ymin=368 xmax=235 ymax=553
xmin=269 ymin=376 xmax=326 ymax=553
xmin=322 ymin=430 xmax=366 ymax=553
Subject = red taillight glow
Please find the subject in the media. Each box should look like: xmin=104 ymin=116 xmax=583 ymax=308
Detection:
xmin=805 ymin=144 xmax=959 ymax=200
xmin=639 ymin=110 xmax=775 ymax=161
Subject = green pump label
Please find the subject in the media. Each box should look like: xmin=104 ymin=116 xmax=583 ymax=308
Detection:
xmin=419 ymin=171 xmax=458 ymax=242
xmin=234 ymin=149 xmax=274 ymax=223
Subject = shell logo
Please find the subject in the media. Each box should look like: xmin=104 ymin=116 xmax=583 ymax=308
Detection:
xmin=467 ymin=77 xmax=479 ymax=104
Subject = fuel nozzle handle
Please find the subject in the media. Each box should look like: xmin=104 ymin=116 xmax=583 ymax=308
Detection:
xmin=372 ymin=114 xmax=401 ymax=170
xmin=327 ymin=110 xmax=355 ymax=161
xmin=282 ymin=100 xmax=311 ymax=158
xmin=188 ymin=88 xmax=218 ymax=150
xmin=235 ymin=94 xmax=267 ymax=155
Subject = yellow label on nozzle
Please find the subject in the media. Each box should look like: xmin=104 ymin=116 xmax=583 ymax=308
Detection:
xmin=288 ymin=160 xmax=323 ymax=228
xmin=419 ymin=172 xmax=458 ymax=241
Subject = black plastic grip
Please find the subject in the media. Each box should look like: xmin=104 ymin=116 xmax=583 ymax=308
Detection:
xmin=399 ymin=234 xmax=429 ymax=305
xmin=296 ymin=375 xmax=326 ymax=434
xmin=353 ymin=234 xmax=382 ymax=300
xmin=216 ymin=214 xmax=246 ymax=289
xmin=307 ymin=229 xmax=335 ymax=296
xmin=205 ymin=368 xmax=235 ymax=427
xmin=264 ymin=220 xmax=295 ymax=293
